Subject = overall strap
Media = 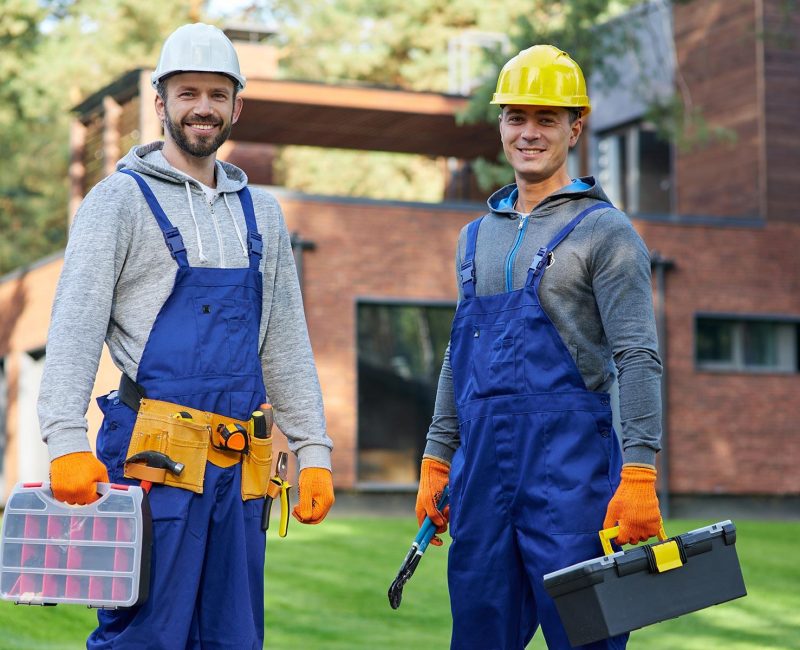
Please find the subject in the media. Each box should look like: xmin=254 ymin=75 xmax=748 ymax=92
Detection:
xmin=119 ymin=169 xmax=189 ymax=268
xmin=236 ymin=187 xmax=263 ymax=271
xmin=459 ymin=216 xmax=484 ymax=300
xmin=526 ymin=202 xmax=611 ymax=289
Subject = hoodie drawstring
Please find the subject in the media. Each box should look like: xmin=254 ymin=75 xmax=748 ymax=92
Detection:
xmin=185 ymin=181 xmax=209 ymax=264
xmin=223 ymin=193 xmax=249 ymax=259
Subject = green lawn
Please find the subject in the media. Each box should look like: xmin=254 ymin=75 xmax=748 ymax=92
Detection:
xmin=0 ymin=519 xmax=796 ymax=649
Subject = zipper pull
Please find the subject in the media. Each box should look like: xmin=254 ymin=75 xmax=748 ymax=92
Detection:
xmin=518 ymin=214 xmax=528 ymax=230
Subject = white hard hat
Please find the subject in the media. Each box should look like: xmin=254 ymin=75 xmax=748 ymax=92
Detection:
xmin=151 ymin=23 xmax=246 ymax=90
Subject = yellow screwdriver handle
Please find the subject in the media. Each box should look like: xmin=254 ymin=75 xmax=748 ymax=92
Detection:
xmin=278 ymin=480 xmax=291 ymax=538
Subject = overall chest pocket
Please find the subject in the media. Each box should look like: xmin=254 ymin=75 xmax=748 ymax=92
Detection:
xmin=192 ymin=298 xmax=255 ymax=375
xmin=470 ymin=319 xmax=526 ymax=398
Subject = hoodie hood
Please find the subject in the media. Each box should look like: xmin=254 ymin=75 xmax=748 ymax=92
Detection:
xmin=487 ymin=176 xmax=612 ymax=217
xmin=116 ymin=141 xmax=250 ymax=265
xmin=117 ymin=141 xmax=248 ymax=193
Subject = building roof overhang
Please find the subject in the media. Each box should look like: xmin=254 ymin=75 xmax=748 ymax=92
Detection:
xmin=73 ymin=71 xmax=501 ymax=160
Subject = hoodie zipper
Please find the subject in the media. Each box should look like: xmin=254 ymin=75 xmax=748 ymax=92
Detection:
xmin=505 ymin=214 xmax=529 ymax=292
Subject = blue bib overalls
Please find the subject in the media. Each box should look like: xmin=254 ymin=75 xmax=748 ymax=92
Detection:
xmin=89 ymin=170 xmax=268 ymax=650
xmin=447 ymin=203 xmax=628 ymax=650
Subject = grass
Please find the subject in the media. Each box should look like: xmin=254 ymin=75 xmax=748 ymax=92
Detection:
xmin=0 ymin=518 xmax=796 ymax=649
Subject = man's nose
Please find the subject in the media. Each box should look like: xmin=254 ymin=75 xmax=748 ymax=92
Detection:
xmin=193 ymin=94 xmax=213 ymax=115
xmin=520 ymin=121 xmax=541 ymax=141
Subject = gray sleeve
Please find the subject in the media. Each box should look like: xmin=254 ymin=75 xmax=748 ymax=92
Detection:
xmin=260 ymin=209 xmax=333 ymax=471
xmin=38 ymin=181 xmax=131 ymax=461
xmin=424 ymin=344 xmax=460 ymax=464
xmin=591 ymin=212 xmax=663 ymax=465
xmin=423 ymin=228 xmax=467 ymax=464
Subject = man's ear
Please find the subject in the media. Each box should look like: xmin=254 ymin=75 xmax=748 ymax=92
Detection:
xmin=154 ymin=93 xmax=166 ymax=122
xmin=232 ymin=95 xmax=244 ymax=124
xmin=569 ymin=117 xmax=584 ymax=147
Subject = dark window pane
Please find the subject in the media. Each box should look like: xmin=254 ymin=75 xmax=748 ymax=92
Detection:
xmin=638 ymin=130 xmax=671 ymax=214
xmin=696 ymin=319 xmax=735 ymax=363
xmin=357 ymin=302 xmax=454 ymax=484
xmin=743 ymin=322 xmax=778 ymax=367
xmin=597 ymin=132 xmax=628 ymax=210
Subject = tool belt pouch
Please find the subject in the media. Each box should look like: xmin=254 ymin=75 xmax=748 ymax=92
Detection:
xmin=124 ymin=400 xmax=211 ymax=494
xmin=241 ymin=434 xmax=273 ymax=501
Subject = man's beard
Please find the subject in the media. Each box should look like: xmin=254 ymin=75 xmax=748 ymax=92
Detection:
xmin=164 ymin=110 xmax=233 ymax=158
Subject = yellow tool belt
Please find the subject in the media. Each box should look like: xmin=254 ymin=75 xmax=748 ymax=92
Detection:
xmin=124 ymin=397 xmax=273 ymax=500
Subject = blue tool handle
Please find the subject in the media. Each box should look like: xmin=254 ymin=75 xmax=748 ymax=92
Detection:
xmin=415 ymin=485 xmax=450 ymax=551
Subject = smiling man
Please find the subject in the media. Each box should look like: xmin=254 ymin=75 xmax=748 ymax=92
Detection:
xmin=38 ymin=23 xmax=334 ymax=649
xmin=414 ymin=46 xmax=664 ymax=649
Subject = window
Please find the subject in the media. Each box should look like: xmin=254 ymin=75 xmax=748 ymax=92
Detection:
xmin=596 ymin=122 xmax=671 ymax=215
xmin=357 ymin=301 xmax=454 ymax=486
xmin=695 ymin=317 xmax=797 ymax=372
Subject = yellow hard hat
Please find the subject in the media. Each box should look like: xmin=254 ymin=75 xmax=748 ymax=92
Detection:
xmin=491 ymin=45 xmax=591 ymax=116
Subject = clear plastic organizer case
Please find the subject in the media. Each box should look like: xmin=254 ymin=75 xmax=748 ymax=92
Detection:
xmin=0 ymin=482 xmax=152 ymax=608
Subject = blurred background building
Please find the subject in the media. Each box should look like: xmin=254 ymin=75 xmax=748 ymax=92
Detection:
xmin=0 ymin=0 xmax=798 ymax=517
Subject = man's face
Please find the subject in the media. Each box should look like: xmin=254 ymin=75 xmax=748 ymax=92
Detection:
xmin=156 ymin=72 xmax=243 ymax=158
xmin=499 ymin=105 xmax=582 ymax=183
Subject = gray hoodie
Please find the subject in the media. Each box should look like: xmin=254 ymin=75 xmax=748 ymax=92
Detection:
xmin=38 ymin=142 xmax=332 ymax=470
xmin=425 ymin=178 xmax=662 ymax=466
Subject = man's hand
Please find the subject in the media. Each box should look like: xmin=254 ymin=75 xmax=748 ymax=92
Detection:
xmin=415 ymin=457 xmax=450 ymax=546
xmin=50 ymin=451 xmax=110 ymax=505
xmin=292 ymin=467 xmax=334 ymax=524
xmin=603 ymin=464 xmax=661 ymax=545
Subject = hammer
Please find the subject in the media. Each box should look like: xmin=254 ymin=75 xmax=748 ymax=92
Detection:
xmin=124 ymin=451 xmax=185 ymax=493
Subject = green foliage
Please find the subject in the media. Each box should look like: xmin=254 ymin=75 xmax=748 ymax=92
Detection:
xmin=236 ymin=0 xmax=535 ymax=203
xmin=265 ymin=0 xmax=524 ymax=92
xmin=274 ymin=147 xmax=444 ymax=203
xmin=0 ymin=0 xmax=195 ymax=275
xmin=0 ymin=517 xmax=797 ymax=649
xmin=645 ymin=94 xmax=737 ymax=154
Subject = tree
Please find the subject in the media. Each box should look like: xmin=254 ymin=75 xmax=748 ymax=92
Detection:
xmin=0 ymin=0 xmax=195 ymax=275
xmin=227 ymin=0 xmax=646 ymax=198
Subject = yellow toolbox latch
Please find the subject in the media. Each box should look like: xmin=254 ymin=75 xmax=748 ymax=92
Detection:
xmin=651 ymin=539 xmax=684 ymax=573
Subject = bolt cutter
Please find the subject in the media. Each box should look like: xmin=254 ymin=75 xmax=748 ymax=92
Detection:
xmin=388 ymin=484 xmax=450 ymax=609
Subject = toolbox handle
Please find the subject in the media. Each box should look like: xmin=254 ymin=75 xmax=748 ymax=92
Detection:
xmin=29 ymin=482 xmax=133 ymax=510
xmin=599 ymin=522 xmax=668 ymax=556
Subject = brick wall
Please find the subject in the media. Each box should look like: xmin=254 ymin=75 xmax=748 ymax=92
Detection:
xmin=763 ymin=0 xmax=800 ymax=222
xmin=276 ymin=194 xmax=482 ymax=486
xmin=673 ymin=0 xmax=762 ymax=219
xmin=636 ymin=218 xmax=800 ymax=495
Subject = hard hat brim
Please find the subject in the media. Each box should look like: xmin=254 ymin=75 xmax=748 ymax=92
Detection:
xmin=151 ymin=69 xmax=246 ymax=91
xmin=491 ymin=93 xmax=591 ymax=116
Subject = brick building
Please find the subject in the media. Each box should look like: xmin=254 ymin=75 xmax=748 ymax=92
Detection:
xmin=0 ymin=1 xmax=798 ymax=515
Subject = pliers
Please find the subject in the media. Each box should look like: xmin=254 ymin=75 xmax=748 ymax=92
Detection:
xmin=388 ymin=485 xmax=450 ymax=609
xmin=261 ymin=451 xmax=291 ymax=536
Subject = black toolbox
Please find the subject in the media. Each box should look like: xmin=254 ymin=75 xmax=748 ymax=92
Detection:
xmin=543 ymin=521 xmax=747 ymax=647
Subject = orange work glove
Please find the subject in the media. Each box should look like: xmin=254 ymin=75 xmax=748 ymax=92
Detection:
xmin=415 ymin=457 xmax=450 ymax=546
xmin=292 ymin=467 xmax=334 ymax=524
xmin=50 ymin=452 xmax=109 ymax=505
xmin=603 ymin=465 xmax=662 ymax=545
